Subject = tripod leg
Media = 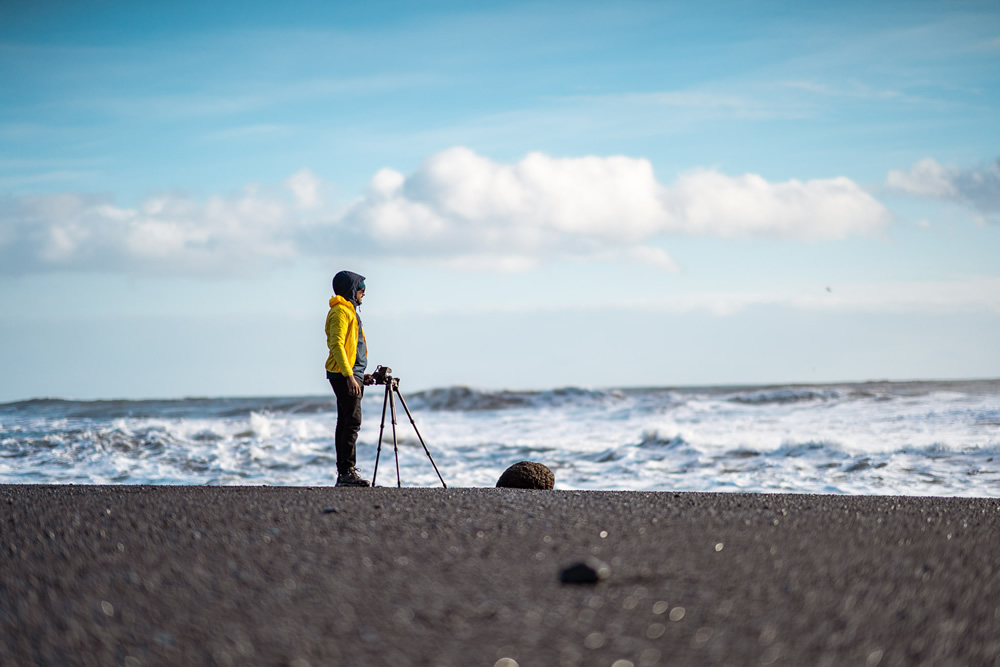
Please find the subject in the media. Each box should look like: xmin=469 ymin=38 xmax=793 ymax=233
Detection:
xmin=394 ymin=388 xmax=448 ymax=488
xmin=388 ymin=387 xmax=401 ymax=488
xmin=372 ymin=383 xmax=391 ymax=487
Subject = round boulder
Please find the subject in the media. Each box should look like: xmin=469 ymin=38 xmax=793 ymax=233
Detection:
xmin=496 ymin=461 xmax=554 ymax=490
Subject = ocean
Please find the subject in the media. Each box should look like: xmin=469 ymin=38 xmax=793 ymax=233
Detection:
xmin=2 ymin=379 xmax=998 ymax=496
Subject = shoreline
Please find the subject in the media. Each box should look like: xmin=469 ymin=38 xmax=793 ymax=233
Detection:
xmin=3 ymin=485 xmax=999 ymax=665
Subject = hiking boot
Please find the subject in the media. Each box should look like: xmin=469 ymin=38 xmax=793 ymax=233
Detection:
xmin=336 ymin=467 xmax=371 ymax=487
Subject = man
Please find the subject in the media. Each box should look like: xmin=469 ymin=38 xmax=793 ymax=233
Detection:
xmin=326 ymin=270 xmax=371 ymax=487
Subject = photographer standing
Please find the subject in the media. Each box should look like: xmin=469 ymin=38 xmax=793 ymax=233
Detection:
xmin=325 ymin=270 xmax=371 ymax=487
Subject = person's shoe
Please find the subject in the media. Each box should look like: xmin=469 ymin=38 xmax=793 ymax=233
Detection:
xmin=336 ymin=467 xmax=371 ymax=487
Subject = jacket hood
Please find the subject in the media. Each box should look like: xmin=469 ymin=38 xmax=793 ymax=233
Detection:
xmin=332 ymin=270 xmax=366 ymax=306
xmin=329 ymin=294 xmax=354 ymax=309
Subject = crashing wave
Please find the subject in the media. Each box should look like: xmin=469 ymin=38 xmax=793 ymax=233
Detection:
xmin=727 ymin=387 xmax=845 ymax=405
xmin=405 ymin=385 xmax=619 ymax=411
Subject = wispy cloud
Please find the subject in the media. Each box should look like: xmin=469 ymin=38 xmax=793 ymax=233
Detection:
xmin=202 ymin=124 xmax=291 ymax=141
xmin=75 ymin=74 xmax=441 ymax=120
xmin=562 ymin=88 xmax=806 ymax=124
xmin=779 ymin=80 xmax=903 ymax=101
xmin=0 ymin=123 xmax=52 ymax=139
xmin=388 ymin=276 xmax=1000 ymax=318
xmin=976 ymin=37 xmax=1000 ymax=51
xmin=584 ymin=90 xmax=767 ymax=115
xmin=0 ymin=147 xmax=891 ymax=277
xmin=0 ymin=157 xmax=108 ymax=169
xmin=0 ymin=171 xmax=98 ymax=188
xmin=614 ymin=277 xmax=1000 ymax=317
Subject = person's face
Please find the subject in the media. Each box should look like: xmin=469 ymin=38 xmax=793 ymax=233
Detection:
xmin=356 ymin=287 xmax=365 ymax=305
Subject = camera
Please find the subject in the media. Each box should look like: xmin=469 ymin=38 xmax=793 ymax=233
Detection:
xmin=365 ymin=365 xmax=395 ymax=387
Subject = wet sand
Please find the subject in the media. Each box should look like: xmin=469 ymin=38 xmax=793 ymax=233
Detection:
xmin=2 ymin=485 xmax=999 ymax=666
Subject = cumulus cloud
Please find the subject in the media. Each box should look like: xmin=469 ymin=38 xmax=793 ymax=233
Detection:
xmin=887 ymin=158 xmax=957 ymax=198
xmin=0 ymin=186 xmax=305 ymax=276
xmin=344 ymin=147 xmax=889 ymax=254
xmin=0 ymin=147 xmax=892 ymax=276
xmin=662 ymin=169 xmax=888 ymax=239
xmin=887 ymin=157 xmax=1000 ymax=220
xmin=285 ymin=168 xmax=323 ymax=209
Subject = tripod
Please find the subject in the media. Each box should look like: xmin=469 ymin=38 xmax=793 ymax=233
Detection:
xmin=367 ymin=366 xmax=447 ymax=488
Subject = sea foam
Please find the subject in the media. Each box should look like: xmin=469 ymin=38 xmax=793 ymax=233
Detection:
xmin=2 ymin=380 xmax=998 ymax=495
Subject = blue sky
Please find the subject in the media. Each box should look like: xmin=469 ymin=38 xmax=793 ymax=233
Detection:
xmin=1 ymin=0 xmax=998 ymax=400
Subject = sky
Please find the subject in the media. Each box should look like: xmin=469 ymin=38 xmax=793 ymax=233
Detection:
xmin=1 ymin=0 xmax=998 ymax=401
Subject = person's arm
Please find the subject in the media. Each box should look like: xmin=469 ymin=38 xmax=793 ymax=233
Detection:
xmin=326 ymin=306 xmax=355 ymax=379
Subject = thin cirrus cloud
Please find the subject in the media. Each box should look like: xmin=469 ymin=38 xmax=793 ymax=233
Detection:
xmin=631 ymin=276 xmax=1000 ymax=317
xmin=887 ymin=157 xmax=1000 ymax=220
xmin=0 ymin=148 xmax=891 ymax=276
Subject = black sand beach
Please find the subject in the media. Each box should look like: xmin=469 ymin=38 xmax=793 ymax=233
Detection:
xmin=2 ymin=485 xmax=999 ymax=666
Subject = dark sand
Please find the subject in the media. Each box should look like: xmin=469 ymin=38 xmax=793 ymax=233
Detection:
xmin=2 ymin=486 xmax=999 ymax=666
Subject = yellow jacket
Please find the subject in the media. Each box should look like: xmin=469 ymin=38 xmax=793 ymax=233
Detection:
xmin=325 ymin=295 xmax=366 ymax=376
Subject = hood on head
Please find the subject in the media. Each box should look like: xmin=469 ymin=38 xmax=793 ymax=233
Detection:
xmin=332 ymin=270 xmax=366 ymax=305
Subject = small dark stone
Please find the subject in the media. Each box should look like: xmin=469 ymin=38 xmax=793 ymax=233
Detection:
xmin=153 ymin=631 xmax=176 ymax=649
xmin=322 ymin=507 xmax=339 ymax=514
xmin=496 ymin=461 xmax=555 ymax=490
xmin=560 ymin=558 xmax=610 ymax=584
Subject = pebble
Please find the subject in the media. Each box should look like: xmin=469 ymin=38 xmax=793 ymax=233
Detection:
xmin=560 ymin=558 xmax=610 ymax=584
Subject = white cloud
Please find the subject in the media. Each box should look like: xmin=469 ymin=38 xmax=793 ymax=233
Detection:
xmin=663 ymin=169 xmax=888 ymax=240
xmin=622 ymin=246 xmax=682 ymax=273
xmin=0 ymin=147 xmax=891 ymax=277
xmin=345 ymin=147 xmax=890 ymax=255
xmin=0 ymin=186 xmax=303 ymax=276
xmin=285 ymin=168 xmax=323 ymax=209
xmin=887 ymin=157 xmax=1000 ymax=219
xmin=887 ymin=158 xmax=958 ymax=198
xmin=370 ymin=168 xmax=406 ymax=197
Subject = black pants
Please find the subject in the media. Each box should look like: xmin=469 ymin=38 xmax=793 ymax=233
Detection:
xmin=328 ymin=372 xmax=363 ymax=474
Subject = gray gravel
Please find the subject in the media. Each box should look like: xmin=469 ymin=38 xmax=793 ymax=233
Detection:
xmin=2 ymin=485 xmax=999 ymax=666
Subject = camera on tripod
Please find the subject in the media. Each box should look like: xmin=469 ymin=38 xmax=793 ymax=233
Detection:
xmin=365 ymin=364 xmax=446 ymax=488
xmin=366 ymin=364 xmax=397 ymax=389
